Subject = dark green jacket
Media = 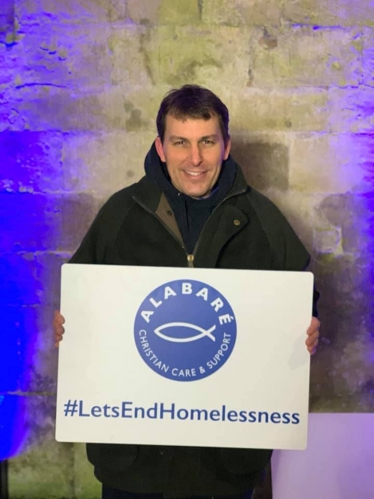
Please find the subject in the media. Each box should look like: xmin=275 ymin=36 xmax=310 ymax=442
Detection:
xmin=70 ymin=165 xmax=310 ymax=496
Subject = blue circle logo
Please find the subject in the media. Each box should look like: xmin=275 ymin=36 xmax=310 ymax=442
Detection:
xmin=134 ymin=279 xmax=237 ymax=382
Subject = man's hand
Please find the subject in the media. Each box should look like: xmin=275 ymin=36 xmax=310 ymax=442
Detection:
xmin=53 ymin=310 xmax=65 ymax=347
xmin=53 ymin=311 xmax=320 ymax=353
xmin=306 ymin=316 xmax=320 ymax=355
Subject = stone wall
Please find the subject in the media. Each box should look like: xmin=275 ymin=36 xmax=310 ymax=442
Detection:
xmin=1 ymin=0 xmax=373 ymax=497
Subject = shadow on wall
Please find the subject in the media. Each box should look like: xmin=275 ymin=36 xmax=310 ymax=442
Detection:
xmin=231 ymin=137 xmax=374 ymax=413
xmin=230 ymin=138 xmax=289 ymax=192
xmin=230 ymin=137 xmax=313 ymax=247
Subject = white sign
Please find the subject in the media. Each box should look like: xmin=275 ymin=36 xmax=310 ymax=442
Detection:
xmin=56 ymin=264 xmax=313 ymax=450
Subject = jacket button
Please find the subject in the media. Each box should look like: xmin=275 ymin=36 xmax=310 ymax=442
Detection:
xmin=167 ymin=210 xmax=173 ymax=216
xmin=233 ymin=219 xmax=241 ymax=226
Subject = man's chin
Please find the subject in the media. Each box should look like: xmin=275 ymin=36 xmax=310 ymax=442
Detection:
xmin=184 ymin=188 xmax=211 ymax=199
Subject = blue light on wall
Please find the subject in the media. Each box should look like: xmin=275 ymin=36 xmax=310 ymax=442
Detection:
xmin=0 ymin=133 xmax=53 ymax=459
xmin=0 ymin=0 xmax=374 ymax=466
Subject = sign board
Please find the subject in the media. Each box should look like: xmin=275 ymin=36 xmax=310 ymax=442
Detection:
xmin=56 ymin=264 xmax=313 ymax=450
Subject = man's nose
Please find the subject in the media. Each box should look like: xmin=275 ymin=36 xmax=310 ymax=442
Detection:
xmin=189 ymin=145 xmax=203 ymax=166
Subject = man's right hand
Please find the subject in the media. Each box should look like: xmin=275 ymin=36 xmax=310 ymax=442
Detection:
xmin=53 ymin=310 xmax=65 ymax=347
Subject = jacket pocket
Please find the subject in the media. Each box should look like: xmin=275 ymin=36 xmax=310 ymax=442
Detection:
xmin=86 ymin=443 xmax=138 ymax=473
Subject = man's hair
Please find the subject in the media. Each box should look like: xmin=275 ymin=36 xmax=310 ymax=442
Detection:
xmin=156 ymin=84 xmax=230 ymax=145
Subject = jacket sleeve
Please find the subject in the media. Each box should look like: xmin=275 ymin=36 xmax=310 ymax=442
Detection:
xmin=69 ymin=205 xmax=107 ymax=264
xmin=68 ymin=184 xmax=138 ymax=265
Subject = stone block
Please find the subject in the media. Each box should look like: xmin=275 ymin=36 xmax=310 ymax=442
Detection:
xmin=107 ymin=0 xmax=127 ymax=22
xmin=74 ymin=443 xmax=101 ymax=498
xmin=12 ymin=87 xmax=108 ymax=131
xmin=0 ymin=251 xmax=66 ymax=393
xmin=0 ymin=0 xmax=14 ymax=24
xmin=309 ymin=254 xmax=374 ymax=411
xmin=0 ymin=394 xmax=24 ymax=459
xmin=12 ymin=23 xmax=113 ymax=93
xmin=17 ymin=302 xmax=61 ymax=393
xmin=0 ymin=192 xmax=100 ymax=251
xmin=362 ymin=28 xmax=374 ymax=87
xmin=247 ymin=26 xmax=362 ymax=88
xmin=0 ymin=305 xmax=25 ymax=392
xmin=201 ymin=0 xmax=283 ymax=26
xmin=0 ymin=303 xmax=59 ymax=392
xmin=108 ymin=26 xmax=155 ymax=87
xmin=62 ymin=130 xmax=156 ymax=194
xmin=228 ymin=87 xmax=329 ymax=132
xmin=283 ymin=0 xmax=374 ymax=27
xmin=13 ymin=85 xmax=159 ymax=131
xmin=15 ymin=0 xmax=111 ymax=24
xmin=289 ymin=133 xmax=370 ymax=194
xmin=318 ymin=192 xmax=369 ymax=254
xmin=127 ymin=0 xmax=200 ymax=26
xmin=19 ymin=0 xmax=214 ymax=28
xmin=0 ymin=128 xmax=156 ymax=195
xmin=36 ymin=252 xmax=69 ymax=305
xmin=259 ymin=190 xmax=328 ymax=253
xmin=0 ymin=0 xmax=14 ymax=45
xmin=0 ymin=84 xmax=25 ymax=131
xmin=328 ymin=86 xmax=374 ymax=133
xmin=141 ymin=25 xmax=252 ymax=89
xmin=0 ymin=251 xmax=67 ymax=306
xmin=0 ymin=41 xmax=18 ymax=86
xmin=0 ymin=131 xmax=63 ymax=192
xmin=8 ymin=395 xmax=75 ymax=498
xmin=1 ymin=254 xmax=40 ymax=306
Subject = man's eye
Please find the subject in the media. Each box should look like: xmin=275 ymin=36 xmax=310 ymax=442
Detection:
xmin=202 ymin=139 xmax=214 ymax=145
xmin=174 ymin=140 xmax=185 ymax=145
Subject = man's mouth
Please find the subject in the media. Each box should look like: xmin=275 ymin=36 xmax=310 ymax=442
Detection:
xmin=184 ymin=171 xmax=206 ymax=177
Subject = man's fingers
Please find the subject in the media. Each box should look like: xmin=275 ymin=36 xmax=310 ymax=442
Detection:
xmin=54 ymin=329 xmax=64 ymax=348
xmin=306 ymin=317 xmax=320 ymax=355
xmin=306 ymin=334 xmax=319 ymax=354
xmin=306 ymin=331 xmax=319 ymax=345
xmin=53 ymin=310 xmax=65 ymax=325
xmin=307 ymin=317 xmax=320 ymax=335
xmin=307 ymin=337 xmax=318 ymax=348
xmin=53 ymin=310 xmax=66 ymax=347
xmin=54 ymin=326 xmax=65 ymax=336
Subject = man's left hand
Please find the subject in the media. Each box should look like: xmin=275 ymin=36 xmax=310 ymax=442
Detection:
xmin=306 ymin=317 xmax=320 ymax=355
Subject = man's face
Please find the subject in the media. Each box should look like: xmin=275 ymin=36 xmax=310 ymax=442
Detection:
xmin=155 ymin=114 xmax=231 ymax=198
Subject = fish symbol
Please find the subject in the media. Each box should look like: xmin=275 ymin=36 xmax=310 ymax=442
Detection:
xmin=154 ymin=322 xmax=216 ymax=343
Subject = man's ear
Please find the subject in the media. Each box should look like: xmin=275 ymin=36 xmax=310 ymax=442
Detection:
xmin=224 ymin=137 xmax=231 ymax=160
xmin=155 ymin=136 xmax=166 ymax=162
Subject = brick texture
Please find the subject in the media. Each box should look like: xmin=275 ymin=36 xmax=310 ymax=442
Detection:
xmin=3 ymin=0 xmax=374 ymax=496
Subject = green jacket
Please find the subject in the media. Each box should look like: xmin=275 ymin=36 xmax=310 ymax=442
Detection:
xmin=70 ymin=165 xmax=310 ymax=496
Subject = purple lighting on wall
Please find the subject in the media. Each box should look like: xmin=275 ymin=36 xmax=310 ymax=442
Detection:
xmin=0 ymin=133 xmax=52 ymax=459
xmin=0 ymin=0 xmax=374 ymax=464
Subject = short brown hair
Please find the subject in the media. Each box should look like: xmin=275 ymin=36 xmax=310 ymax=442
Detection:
xmin=156 ymin=84 xmax=230 ymax=145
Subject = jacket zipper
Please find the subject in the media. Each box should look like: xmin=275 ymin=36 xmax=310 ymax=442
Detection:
xmin=133 ymin=197 xmax=194 ymax=267
xmin=134 ymin=186 xmax=247 ymax=269
xmin=190 ymin=186 xmax=247 ymax=263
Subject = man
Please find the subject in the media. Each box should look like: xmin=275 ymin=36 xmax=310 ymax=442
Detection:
xmin=54 ymin=84 xmax=320 ymax=499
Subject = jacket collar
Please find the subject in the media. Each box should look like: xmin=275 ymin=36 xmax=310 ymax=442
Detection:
xmin=133 ymin=163 xmax=248 ymax=212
